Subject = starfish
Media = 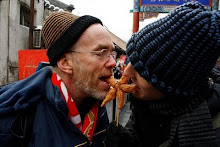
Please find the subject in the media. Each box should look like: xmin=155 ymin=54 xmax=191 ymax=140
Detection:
xmin=101 ymin=75 xmax=136 ymax=109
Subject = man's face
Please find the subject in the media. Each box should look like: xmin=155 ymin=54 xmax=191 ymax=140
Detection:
xmin=69 ymin=24 xmax=116 ymax=100
xmin=123 ymin=63 xmax=165 ymax=100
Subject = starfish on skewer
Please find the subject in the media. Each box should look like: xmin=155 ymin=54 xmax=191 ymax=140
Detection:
xmin=101 ymin=75 xmax=136 ymax=109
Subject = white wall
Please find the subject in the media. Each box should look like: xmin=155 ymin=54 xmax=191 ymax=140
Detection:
xmin=0 ymin=1 xmax=9 ymax=85
xmin=35 ymin=0 xmax=45 ymax=26
xmin=8 ymin=0 xmax=21 ymax=83
xmin=219 ymin=0 xmax=220 ymax=9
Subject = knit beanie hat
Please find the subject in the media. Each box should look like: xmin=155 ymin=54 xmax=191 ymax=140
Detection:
xmin=126 ymin=2 xmax=220 ymax=96
xmin=41 ymin=12 xmax=103 ymax=66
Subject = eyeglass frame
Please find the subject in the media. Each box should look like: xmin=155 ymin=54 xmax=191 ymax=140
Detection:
xmin=67 ymin=49 xmax=117 ymax=61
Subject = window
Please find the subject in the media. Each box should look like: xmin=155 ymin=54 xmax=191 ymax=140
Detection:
xmin=20 ymin=5 xmax=30 ymax=27
xmin=33 ymin=30 xmax=41 ymax=48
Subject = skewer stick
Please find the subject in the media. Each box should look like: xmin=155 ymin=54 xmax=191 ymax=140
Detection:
xmin=116 ymin=109 xmax=120 ymax=126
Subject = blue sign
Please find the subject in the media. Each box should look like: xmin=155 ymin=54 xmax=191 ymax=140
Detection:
xmin=141 ymin=0 xmax=211 ymax=6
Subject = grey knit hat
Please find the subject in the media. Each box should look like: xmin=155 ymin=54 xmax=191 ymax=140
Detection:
xmin=126 ymin=2 xmax=220 ymax=96
xmin=42 ymin=12 xmax=102 ymax=66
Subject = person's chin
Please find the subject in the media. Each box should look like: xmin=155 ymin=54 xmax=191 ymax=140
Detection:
xmin=96 ymin=90 xmax=109 ymax=100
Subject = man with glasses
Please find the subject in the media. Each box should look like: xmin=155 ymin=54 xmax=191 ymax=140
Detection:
xmin=0 ymin=12 xmax=116 ymax=147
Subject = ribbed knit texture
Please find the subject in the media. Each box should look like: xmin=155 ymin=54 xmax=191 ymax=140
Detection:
xmin=42 ymin=12 xmax=78 ymax=49
xmin=169 ymin=102 xmax=218 ymax=146
xmin=42 ymin=12 xmax=103 ymax=66
xmin=138 ymin=80 xmax=219 ymax=146
xmin=126 ymin=2 xmax=220 ymax=97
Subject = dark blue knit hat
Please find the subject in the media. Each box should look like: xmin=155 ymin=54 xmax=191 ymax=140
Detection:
xmin=126 ymin=2 xmax=220 ymax=96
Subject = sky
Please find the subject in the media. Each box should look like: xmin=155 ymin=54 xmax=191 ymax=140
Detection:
xmin=59 ymin=0 xmax=167 ymax=42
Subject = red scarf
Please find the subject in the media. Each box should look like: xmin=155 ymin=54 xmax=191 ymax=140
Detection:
xmin=51 ymin=73 xmax=99 ymax=141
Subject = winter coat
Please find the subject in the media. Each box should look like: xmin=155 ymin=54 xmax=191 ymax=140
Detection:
xmin=0 ymin=67 xmax=109 ymax=147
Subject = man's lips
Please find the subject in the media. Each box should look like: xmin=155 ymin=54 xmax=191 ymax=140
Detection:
xmin=100 ymin=78 xmax=108 ymax=84
xmin=99 ymin=77 xmax=111 ymax=86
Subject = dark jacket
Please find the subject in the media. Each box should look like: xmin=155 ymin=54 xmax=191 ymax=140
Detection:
xmin=126 ymin=97 xmax=171 ymax=147
xmin=125 ymin=70 xmax=220 ymax=147
xmin=0 ymin=67 xmax=109 ymax=147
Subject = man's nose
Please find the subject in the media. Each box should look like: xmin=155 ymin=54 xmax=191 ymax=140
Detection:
xmin=105 ymin=55 xmax=116 ymax=68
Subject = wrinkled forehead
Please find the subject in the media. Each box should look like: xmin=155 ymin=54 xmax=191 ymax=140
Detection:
xmin=74 ymin=24 xmax=114 ymax=51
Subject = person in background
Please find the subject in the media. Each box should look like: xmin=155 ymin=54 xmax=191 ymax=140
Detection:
xmin=0 ymin=12 xmax=116 ymax=147
xmin=113 ymin=54 xmax=127 ymax=79
xmin=106 ymin=2 xmax=220 ymax=147
xmin=214 ymin=57 xmax=220 ymax=71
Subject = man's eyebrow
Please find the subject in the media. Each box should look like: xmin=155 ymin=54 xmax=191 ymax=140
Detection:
xmin=97 ymin=44 xmax=107 ymax=48
xmin=95 ymin=44 xmax=109 ymax=50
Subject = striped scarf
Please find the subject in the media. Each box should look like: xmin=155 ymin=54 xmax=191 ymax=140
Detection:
xmin=51 ymin=73 xmax=99 ymax=141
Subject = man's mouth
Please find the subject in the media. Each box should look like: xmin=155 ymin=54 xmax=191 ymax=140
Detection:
xmin=99 ymin=76 xmax=111 ymax=86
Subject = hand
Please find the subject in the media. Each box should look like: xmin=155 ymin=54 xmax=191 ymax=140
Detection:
xmin=105 ymin=121 xmax=120 ymax=147
xmin=105 ymin=121 xmax=139 ymax=147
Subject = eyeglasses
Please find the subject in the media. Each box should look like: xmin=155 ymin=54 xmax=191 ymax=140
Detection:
xmin=68 ymin=49 xmax=117 ymax=61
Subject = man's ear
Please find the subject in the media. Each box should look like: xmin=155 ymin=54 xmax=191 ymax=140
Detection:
xmin=57 ymin=54 xmax=73 ymax=74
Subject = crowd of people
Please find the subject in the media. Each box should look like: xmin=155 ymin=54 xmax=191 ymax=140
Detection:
xmin=0 ymin=1 xmax=220 ymax=147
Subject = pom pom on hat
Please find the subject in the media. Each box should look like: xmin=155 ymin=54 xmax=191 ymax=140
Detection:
xmin=126 ymin=2 xmax=220 ymax=96
xmin=42 ymin=12 xmax=103 ymax=66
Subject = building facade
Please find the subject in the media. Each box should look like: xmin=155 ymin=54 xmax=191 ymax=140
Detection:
xmin=0 ymin=0 xmax=74 ymax=85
